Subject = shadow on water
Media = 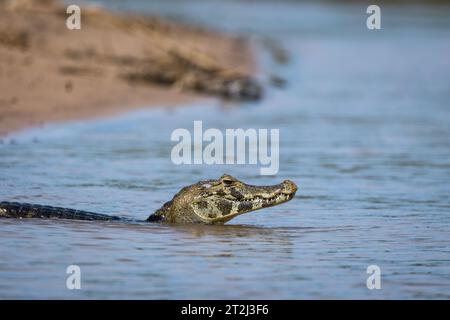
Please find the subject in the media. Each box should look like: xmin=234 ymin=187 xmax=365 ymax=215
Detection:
xmin=1 ymin=216 xmax=358 ymax=242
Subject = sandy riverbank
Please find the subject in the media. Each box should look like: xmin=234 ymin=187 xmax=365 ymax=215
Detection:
xmin=0 ymin=0 xmax=259 ymax=136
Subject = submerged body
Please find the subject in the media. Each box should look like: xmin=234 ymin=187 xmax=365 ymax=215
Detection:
xmin=0 ymin=174 xmax=297 ymax=225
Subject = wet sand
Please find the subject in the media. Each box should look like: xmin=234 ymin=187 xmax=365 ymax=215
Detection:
xmin=0 ymin=0 xmax=257 ymax=136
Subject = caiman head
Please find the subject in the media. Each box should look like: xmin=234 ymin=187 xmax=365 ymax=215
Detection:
xmin=147 ymin=174 xmax=298 ymax=224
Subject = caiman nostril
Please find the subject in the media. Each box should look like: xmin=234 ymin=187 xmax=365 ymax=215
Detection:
xmin=283 ymin=180 xmax=298 ymax=193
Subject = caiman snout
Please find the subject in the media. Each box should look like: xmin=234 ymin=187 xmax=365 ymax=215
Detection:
xmin=282 ymin=180 xmax=298 ymax=195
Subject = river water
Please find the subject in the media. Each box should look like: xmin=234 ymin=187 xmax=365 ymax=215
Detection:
xmin=1 ymin=1 xmax=450 ymax=299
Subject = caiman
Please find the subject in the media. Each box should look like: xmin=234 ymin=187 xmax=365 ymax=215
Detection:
xmin=0 ymin=174 xmax=297 ymax=224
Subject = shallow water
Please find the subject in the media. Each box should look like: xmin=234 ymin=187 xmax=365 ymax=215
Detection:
xmin=1 ymin=1 xmax=450 ymax=299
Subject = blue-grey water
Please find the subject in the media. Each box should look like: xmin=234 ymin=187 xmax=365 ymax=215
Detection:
xmin=1 ymin=1 xmax=450 ymax=299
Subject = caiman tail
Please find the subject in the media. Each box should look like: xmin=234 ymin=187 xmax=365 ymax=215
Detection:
xmin=0 ymin=202 xmax=121 ymax=221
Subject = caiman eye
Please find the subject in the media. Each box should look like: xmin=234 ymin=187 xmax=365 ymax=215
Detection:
xmin=222 ymin=179 xmax=234 ymax=185
xmin=220 ymin=174 xmax=237 ymax=186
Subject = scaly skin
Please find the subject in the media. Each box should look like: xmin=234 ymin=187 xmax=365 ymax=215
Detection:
xmin=0 ymin=174 xmax=297 ymax=225
xmin=0 ymin=202 xmax=121 ymax=221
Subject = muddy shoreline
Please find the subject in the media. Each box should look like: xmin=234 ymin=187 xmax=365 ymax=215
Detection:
xmin=0 ymin=0 xmax=259 ymax=136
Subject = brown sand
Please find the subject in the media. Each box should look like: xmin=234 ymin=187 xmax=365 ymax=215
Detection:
xmin=0 ymin=0 xmax=257 ymax=136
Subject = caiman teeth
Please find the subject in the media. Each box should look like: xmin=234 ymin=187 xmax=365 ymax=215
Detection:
xmin=236 ymin=193 xmax=288 ymax=204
